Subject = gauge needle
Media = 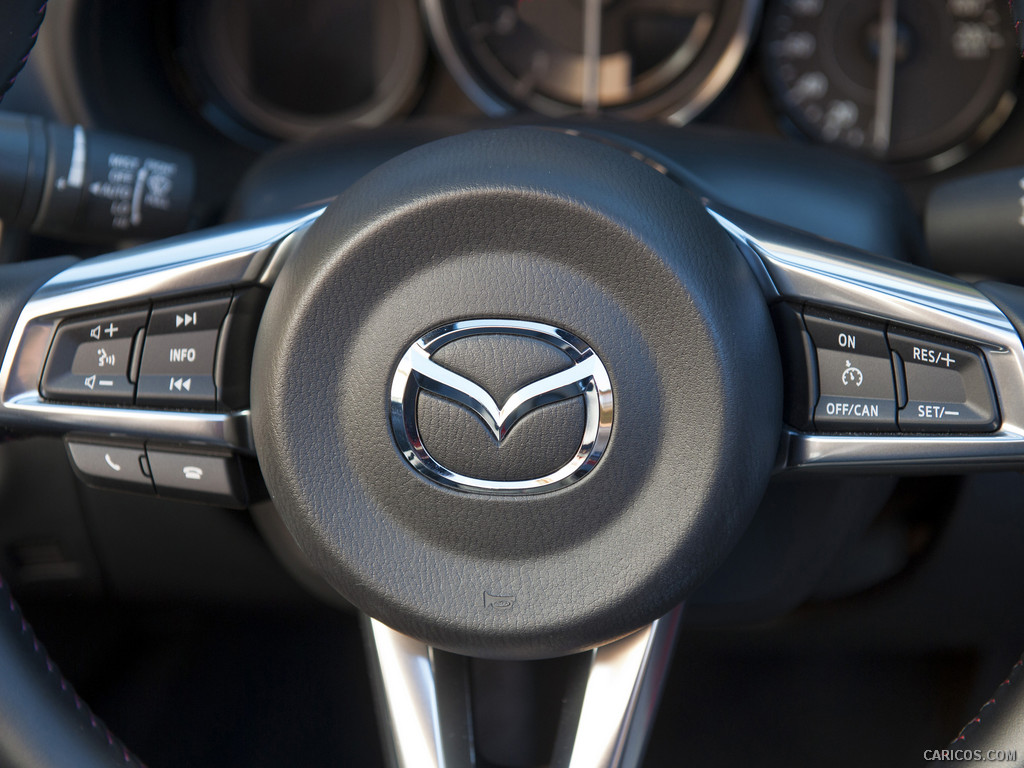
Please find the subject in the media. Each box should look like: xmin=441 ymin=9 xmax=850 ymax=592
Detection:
xmin=872 ymin=0 xmax=897 ymax=154
xmin=582 ymin=0 xmax=602 ymax=114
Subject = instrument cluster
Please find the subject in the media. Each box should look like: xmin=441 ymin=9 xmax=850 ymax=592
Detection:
xmin=168 ymin=0 xmax=1021 ymax=172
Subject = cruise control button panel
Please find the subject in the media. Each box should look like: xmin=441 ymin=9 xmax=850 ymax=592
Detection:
xmin=41 ymin=309 xmax=149 ymax=404
xmin=776 ymin=304 xmax=1001 ymax=435
xmin=887 ymin=330 xmax=999 ymax=432
xmin=803 ymin=311 xmax=897 ymax=432
xmin=136 ymin=295 xmax=230 ymax=408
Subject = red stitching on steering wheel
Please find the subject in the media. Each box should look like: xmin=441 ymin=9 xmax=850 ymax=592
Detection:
xmin=0 ymin=572 xmax=145 ymax=766
xmin=951 ymin=659 xmax=1024 ymax=745
xmin=0 ymin=1 xmax=47 ymax=101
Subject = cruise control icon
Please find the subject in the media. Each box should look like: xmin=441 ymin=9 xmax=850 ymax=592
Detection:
xmin=841 ymin=360 xmax=863 ymax=387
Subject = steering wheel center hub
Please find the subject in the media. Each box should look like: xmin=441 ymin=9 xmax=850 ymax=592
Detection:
xmin=251 ymin=127 xmax=781 ymax=658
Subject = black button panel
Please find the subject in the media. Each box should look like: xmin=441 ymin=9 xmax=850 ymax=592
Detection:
xmin=38 ymin=291 xmax=259 ymax=412
xmin=887 ymin=330 xmax=999 ymax=432
xmin=777 ymin=305 xmax=1001 ymax=435
xmin=41 ymin=309 xmax=149 ymax=404
xmin=136 ymin=295 xmax=230 ymax=408
xmin=803 ymin=312 xmax=897 ymax=431
xmin=66 ymin=437 xmax=248 ymax=507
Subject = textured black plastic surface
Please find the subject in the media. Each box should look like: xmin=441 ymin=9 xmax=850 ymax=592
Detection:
xmin=0 ymin=257 xmax=77 ymax=435
xmin=252 ymin=127 xmax=782 ymax=658
xmin=927 ymin=167 xmax=1024 ymax=280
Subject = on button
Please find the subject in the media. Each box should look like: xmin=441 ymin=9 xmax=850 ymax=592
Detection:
xmin=803 ymin=311 xmax=897 ymax=431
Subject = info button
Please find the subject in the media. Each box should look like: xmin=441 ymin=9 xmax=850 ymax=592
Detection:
xmin=137 ymin=329 xmax=219 ymax=408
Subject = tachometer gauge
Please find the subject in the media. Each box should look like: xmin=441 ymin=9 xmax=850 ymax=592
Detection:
xmin=762 ymin=0 xmax=1019 ymax=170
xmin=423 ymin=0 xmax=761 ymax=123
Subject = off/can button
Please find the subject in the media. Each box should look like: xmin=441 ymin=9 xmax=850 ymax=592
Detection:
xmin=803 ymin=310 xmax=897 ymax=431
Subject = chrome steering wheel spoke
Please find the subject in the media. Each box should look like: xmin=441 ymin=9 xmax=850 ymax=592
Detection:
xmin=366 ymin=605 xmax=684 ymax=768
xmin=708 ymin=201 xmax=1024 ymax=473
xmin=0 ymin=207 xmax=324 ymax=450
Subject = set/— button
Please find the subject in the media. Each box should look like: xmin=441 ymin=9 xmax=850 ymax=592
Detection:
xmin=887 ymin=329 xmax=999 ymax=433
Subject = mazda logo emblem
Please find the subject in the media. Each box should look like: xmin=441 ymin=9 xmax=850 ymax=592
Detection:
xmin=389 ymin=319 xmax=613 ymax=494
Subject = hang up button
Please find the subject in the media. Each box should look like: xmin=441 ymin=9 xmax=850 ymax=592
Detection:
xmin=803 ymin=311 xmax=898 ymax=431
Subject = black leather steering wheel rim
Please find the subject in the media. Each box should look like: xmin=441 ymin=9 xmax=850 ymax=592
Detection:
xmin=0 ymin=0 xmax=46 ymax=103
xmin=0 ymin=575 xmax=144 ymax=768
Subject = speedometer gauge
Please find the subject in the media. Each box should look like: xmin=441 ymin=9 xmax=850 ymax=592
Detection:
xmin=762 ymin=0 xmax=1019 ymax=169
xmin=423 ymin=0 xmax=761 ymax=123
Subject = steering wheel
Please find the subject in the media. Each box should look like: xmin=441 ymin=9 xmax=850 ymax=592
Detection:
xmin=2 ymin=123 xmax=1024 ymax=768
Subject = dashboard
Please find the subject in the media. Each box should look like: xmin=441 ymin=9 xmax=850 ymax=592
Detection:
xmin=7 ymin=0 xmax=1024 ymax=229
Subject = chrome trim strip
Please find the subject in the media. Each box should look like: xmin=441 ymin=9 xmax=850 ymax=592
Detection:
xmin=664 ymin=0 xmax=763 ymax=126
xmin=369 ymin=620 xmax=447 ymax=768
xmin=389 ymin=319 xmax=614 ymax=495
xmin=0 ymin=207 xmax=325 ymax=451
xmin=563 ymin=605 xmax=683 ymax=768
xmin=707 ymin=203 xmax=1024 ymax=472
xmin=421 ymin=0 xmax=761 ymax=125
xmin=368 ymin=606 xmax=682 ymax=768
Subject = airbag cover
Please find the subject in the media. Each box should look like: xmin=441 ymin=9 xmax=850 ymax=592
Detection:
xmin=252 ymin=128 xmax=780 ymax=658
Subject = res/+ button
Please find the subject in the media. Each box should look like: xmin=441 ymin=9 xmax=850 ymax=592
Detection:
xmin=887 ymin=329 xmax=999 ymax=432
